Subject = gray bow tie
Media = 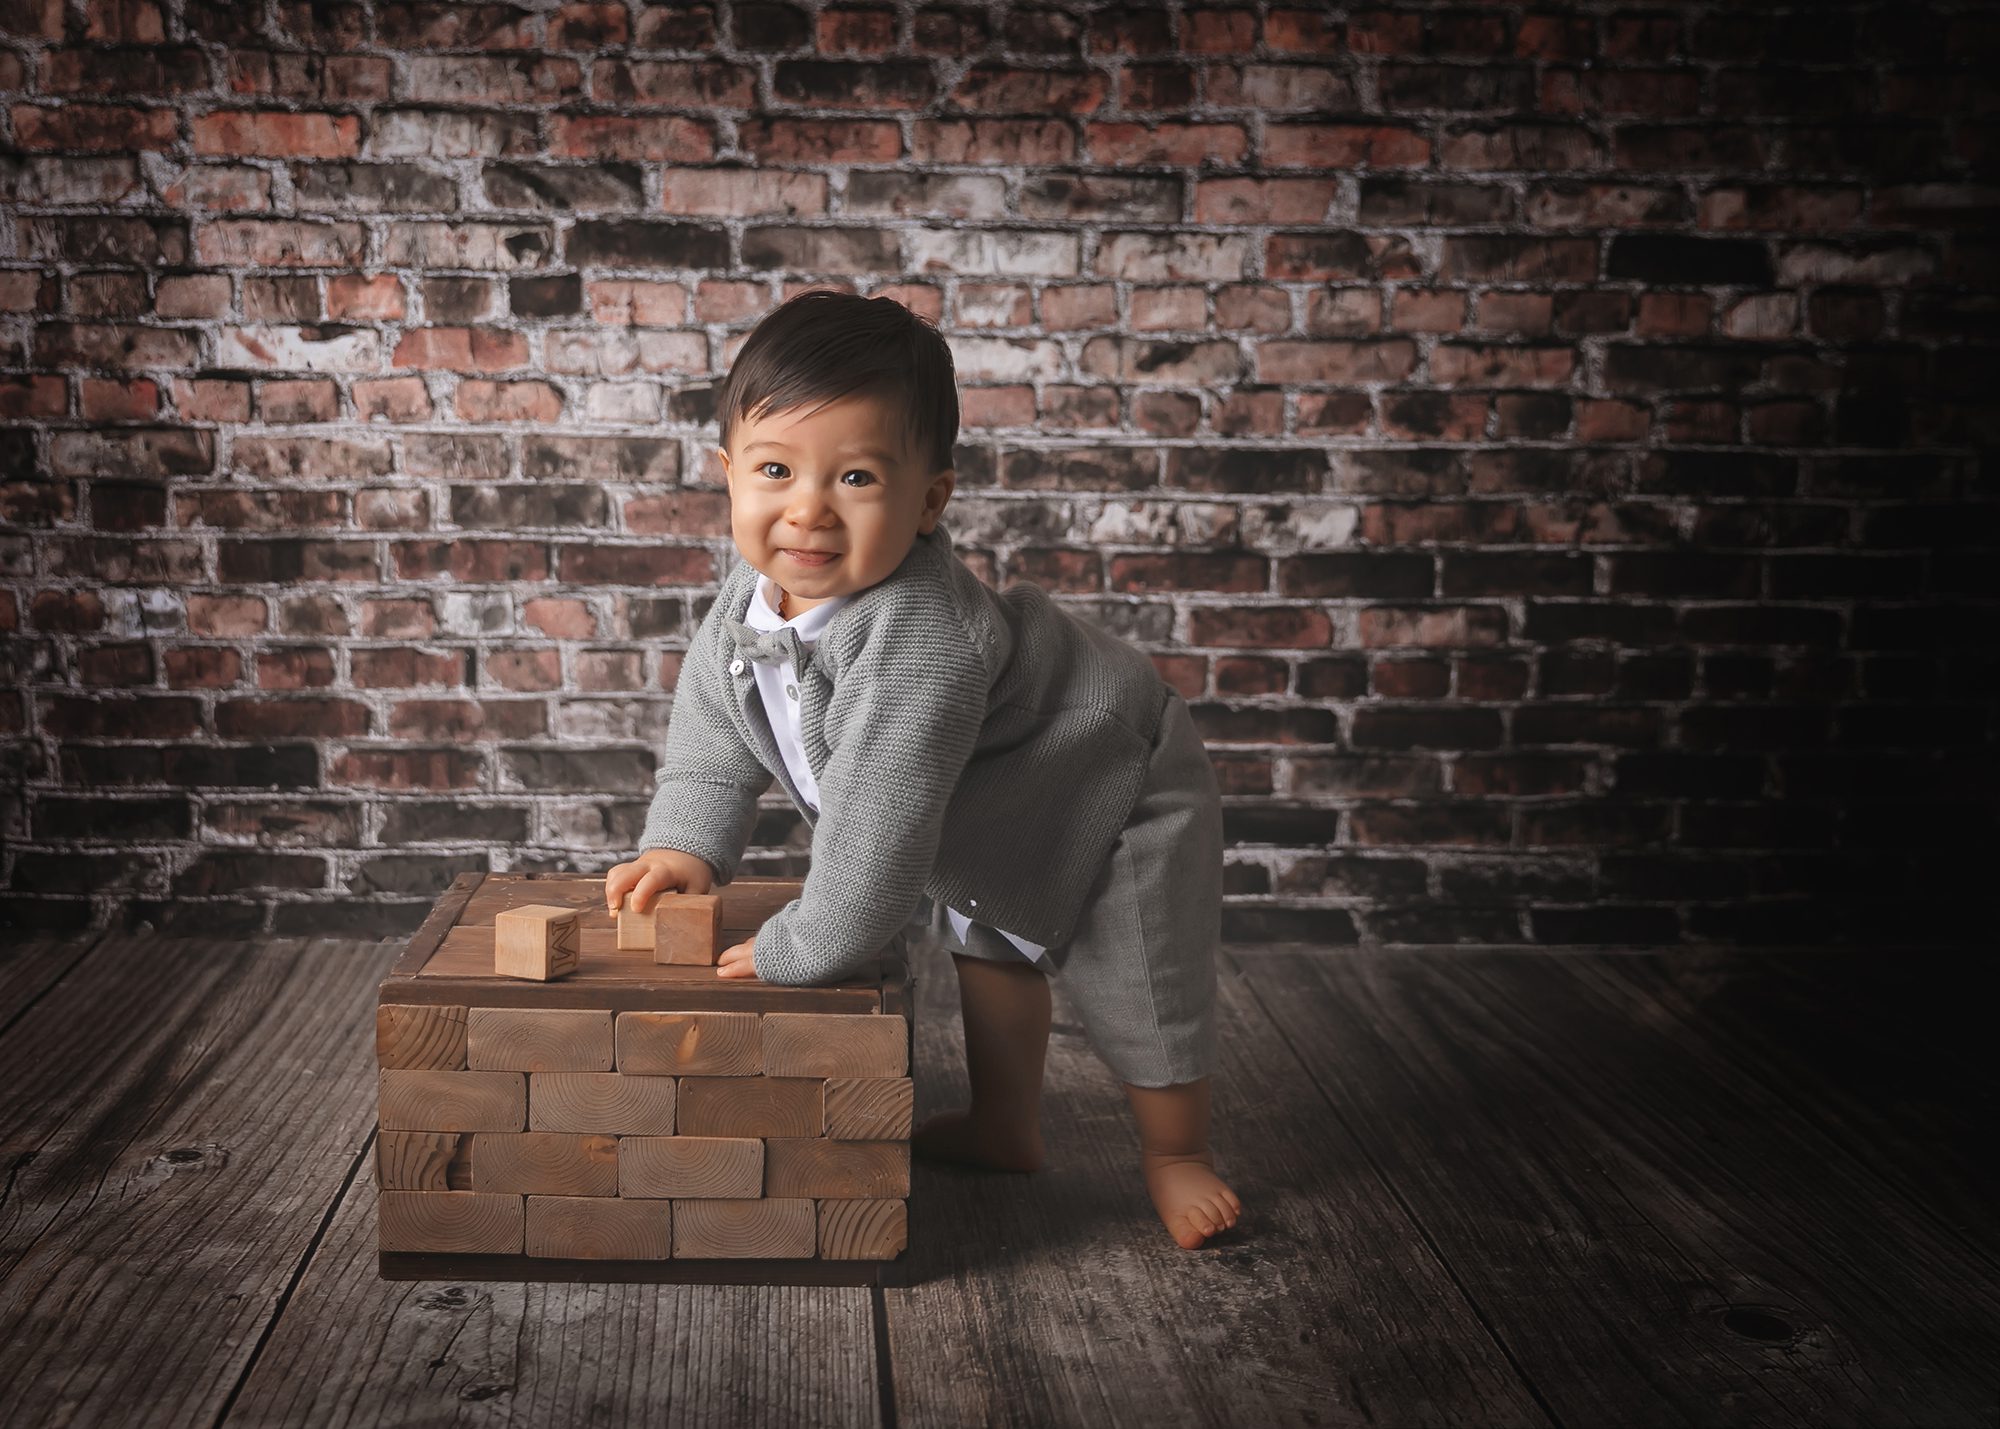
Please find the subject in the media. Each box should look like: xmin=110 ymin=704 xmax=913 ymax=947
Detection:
xmin=724 ymin=618 xmax=807 ymax=669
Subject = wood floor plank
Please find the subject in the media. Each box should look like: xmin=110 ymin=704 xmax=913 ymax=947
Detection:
xmin=0 ymin=934 xmax=104 ymax=1030
xmin=1586 ymin=946 xmax=1998 ymax=1265
xmin=221 ymin=1148 xmax=883 ymax=1429
xmin=884 ymin=935 xmax=1550 ymax=1429
xmin=0 ymin=936 xmax=393 ymax=1426
xmin=1238 ymin=948 xmax=2000 ymax=1428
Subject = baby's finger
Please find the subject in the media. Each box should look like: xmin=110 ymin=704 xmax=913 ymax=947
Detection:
xmin=628 ymin=867 xmax=679 ymax=914
xmin=604 ymin=863 xmax=635 ymax=911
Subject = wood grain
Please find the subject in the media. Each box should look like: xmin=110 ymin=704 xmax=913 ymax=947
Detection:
xmin=473 ymin=1132 xmax=619 ymax=1196
xmin=655 ymin=892 xmax=723 ymax=966
xmin=676 ymin=1077 xmax=824 ymax=1138
xmin=377 ymin=1069 xmax=526 ymax=1132
xmin=882 ymin=935 xmax=1553 ymax=1429
xmin=231 ymin=1167 xmax=882 ymax=1414
xmin=617 ymin=1010 xmax=762 ymax=1075
xmin=620 ymin=1136 xmax=765 ymax=1199
xmin=466 ymin=1007 xmax=614 ymax=1072
xmin=527 ymin=1071 xmax=676 ymax=1134
xmin=526 ymin=1195 xmax=672 ymax=1260
xmin=374 ymin=1130 xmax=472 ymax=1191
xmin=818 ymin=1199 xmax=908 ymax=1261
xmin=379 ymin=1190 xmax=524 ymax=1254
xmin=375 ymin=1003 xmax=467 ymax=1070
xmin=761 ymin=1013 xmax=908 ymax=1078
xmin=764 ymin=1140 xmax=910 ymax=1199
xmin=672 ymin=1199 xmax=816 ymax=1260
xmin=0 ymin=935 xmax=398 ymax=1427
xmin=1238 ymin=947 xmax=2000 ymax=1428
xmin=824 ymin=1077 xmax=914 ymax=1140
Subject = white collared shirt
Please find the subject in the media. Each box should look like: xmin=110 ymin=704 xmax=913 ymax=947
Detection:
xmin=744 ymin=574 xmax=1049 ymax=966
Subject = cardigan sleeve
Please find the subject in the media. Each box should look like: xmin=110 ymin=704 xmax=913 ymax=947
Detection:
xmin=638 ymin=634 xmax=773 ymax=885
xmin=750 ymin=613 xmax=991 ymax=985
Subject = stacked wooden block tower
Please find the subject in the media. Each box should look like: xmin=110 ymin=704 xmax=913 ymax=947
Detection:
xmin=375 ymin=872 xmax=913 ymax=1286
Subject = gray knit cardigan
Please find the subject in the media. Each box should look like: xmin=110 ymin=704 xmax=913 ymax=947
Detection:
xmin=638 ymin=520 xmax=1172 ymax=985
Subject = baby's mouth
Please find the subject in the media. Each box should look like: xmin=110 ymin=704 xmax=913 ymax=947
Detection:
xmin=782 ymin=549 xmax=839 ymax=567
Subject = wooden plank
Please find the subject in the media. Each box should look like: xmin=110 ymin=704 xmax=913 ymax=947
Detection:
xmin=1587 ymin=946 xmax=2000 ymax=1265
xmin=825 ymin=1078 xmax=914 ymax=1140
xmin=389 ymin=958 xmax=884 ymax=1013
xmin=819 ymin=1199 xmax=908 ymax=1261
xmin=379 ymin=1190 xmax=524 ymax=1254
xmin=764 ymin=1139 xmax=909 ymax=1199
xmin=678 ymin=1077 xmax=823 ymax=1138
xmin=1237 ymin=947 xmax=2000 ymax=1427
xmin=228 ymin=1158 xmax=885 ymax=1415
xmin=526 ymin=1195 xmax=671 ymax=1260
xmin=617 ymin=1010 xmax=763 ymax=1075
xmin=762 ymin=1012 xmax=908 ymax=1077
xmin=387 ymin=870 xmax=483 ymax=977
xmin=673 ymin=1198 xmax=817 ymax=1259
xmin=375 ymin=1003 xmax=467 ymax=1070
xmin=527 ymin=1071 xmax=677 ymax=1134
xmin=0 ymin=935 xmax=395 ymax=1426
xmin=472 ymin=1133 xmax=619 ymax=1196
xmin=884 ymin=935 xmax=1550 ymax=1428
xmin=375 ymin=1131 xmax=473 ymax=1191
xmin=377 ymin=1069 xmax=525 ymax=1131
xmin=621 ymin=1136 xmax=764 ymax=1199
xmin=466 ymin=1007 xmax=614 ymax=1071
xmin=0 ymin=934 xmax=105 ymax=1030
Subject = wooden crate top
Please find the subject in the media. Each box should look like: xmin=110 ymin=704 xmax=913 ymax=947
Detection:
xmin=381 ymin=873 xmax=905 ymax=1015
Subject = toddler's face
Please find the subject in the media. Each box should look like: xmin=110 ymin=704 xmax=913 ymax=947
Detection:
xmin=717 ymin=391 xmax=954 ymax=615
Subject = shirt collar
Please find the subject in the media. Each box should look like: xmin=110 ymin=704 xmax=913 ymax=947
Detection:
xmin=745 ymin=574 xmax=852 ymax=642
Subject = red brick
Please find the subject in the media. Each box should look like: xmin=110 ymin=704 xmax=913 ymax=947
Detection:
xmin=193 ymin=109 xmax=360 ymax=158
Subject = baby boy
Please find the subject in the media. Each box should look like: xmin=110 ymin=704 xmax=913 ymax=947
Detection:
xmin=605 ymin=290 xmax=1242 ymax=1250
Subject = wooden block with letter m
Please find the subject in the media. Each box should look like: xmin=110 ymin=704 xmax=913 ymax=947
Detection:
xmin=375 ymin=872 xmax=915 ymax=1285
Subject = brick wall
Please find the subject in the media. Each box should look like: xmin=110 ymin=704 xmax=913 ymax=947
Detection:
xmin=2 ymin=2 xmax=1994 ymax=945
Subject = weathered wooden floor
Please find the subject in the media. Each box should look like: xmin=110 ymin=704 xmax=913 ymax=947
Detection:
xmin=0 ymin=929 xmax=1993 ymax=1427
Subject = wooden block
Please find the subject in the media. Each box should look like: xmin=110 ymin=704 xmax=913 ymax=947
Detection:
xmin=654 ymin=892 xmax=723 ymax=966
xmin=494 ymin=905 xmax=581 ymax=980
xmin=377 ymin=1004 xmax=467 ymax=1070
xmin=764 ymin=1139 xmax=910 ymax=1199
xmin=615 ymin=899 xmax=654 ymax=951
xmin=824 ymin=1078 xmax=914 ymax=1140
xmin=379 ymin=1190 xmax=523 ymax=1254
xmin=620 ymin=1136 xmax=763 ymax=1199
xmin=466 ymin=1008 xmax=613 ymax=1072
xmin=761 ymin=1013 xmax=908 ymax=1078
xmin=671 ymin=1198 xmax=815 ymax=1259
xmin=376 ymin=1130 xmax=474 ymax=1191
xmin=818 ymin=1198 xmax=908 ymax=1261
xmin=526 ymin=1195 xmax=671 ymax=1260
xmin=379 ymin=1070 xmax=526 ymax=1132
xmin=473 ymin=1132 xmax=619 ymax=1196
xmin=676 ymin=1076 xmax=823 ymax=1138
xmin=616 ymin=1011 xmax=761 ymax=1075
xmin=527 ymin=1071 xmax=676 ymax=1134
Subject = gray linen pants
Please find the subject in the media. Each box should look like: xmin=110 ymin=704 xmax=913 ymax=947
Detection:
xmin=934 ymin=687 xmax=1222 ymax=1089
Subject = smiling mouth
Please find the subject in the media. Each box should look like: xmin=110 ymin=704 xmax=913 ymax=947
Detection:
xmin=782 ymin=549 xmax=839 ymax=564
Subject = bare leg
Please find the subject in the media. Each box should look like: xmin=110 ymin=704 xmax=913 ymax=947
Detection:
xmin=912 ymin=952 xmax=1050 ymax=1172
xmin=1123 ymin=1077 xmax=1242 ymax=1249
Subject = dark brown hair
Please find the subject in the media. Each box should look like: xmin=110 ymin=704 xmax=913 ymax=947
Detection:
xmin=713 ymin=290 xmax=959 ymax=475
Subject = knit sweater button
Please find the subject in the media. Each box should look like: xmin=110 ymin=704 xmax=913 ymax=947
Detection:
xmin=728 ymin=658 xmax=745 ymax=675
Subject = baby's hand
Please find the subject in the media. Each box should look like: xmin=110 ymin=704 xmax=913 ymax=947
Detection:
xmin=716 ymin=937 xmax=757 ymax=980
xmin=604 ymin=848 xmax=716 ymax=915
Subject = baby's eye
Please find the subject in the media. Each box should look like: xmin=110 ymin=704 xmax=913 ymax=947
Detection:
xmin=841 ymin=470 xmax=876 ymax=487
xmin=759 ymin=462 xmax=787 ymax=479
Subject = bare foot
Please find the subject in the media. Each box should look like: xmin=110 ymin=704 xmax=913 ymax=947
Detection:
xmin=912 ymin=1108 xmax=1046 ymax=1172
xmin=1141 ymin=1150 xmax=1242 ymax=1249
